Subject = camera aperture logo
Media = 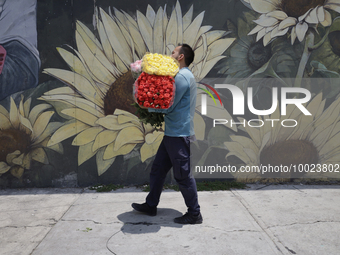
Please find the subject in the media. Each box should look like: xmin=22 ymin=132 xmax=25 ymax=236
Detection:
xmin=200 ymin=84 xmax=312 ymax=128
xmin=198 ymin=83 xmax=223 ymax=112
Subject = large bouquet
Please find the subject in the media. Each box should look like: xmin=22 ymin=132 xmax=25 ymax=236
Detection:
xmin=132 ymin=53 xmax=179 ymax=128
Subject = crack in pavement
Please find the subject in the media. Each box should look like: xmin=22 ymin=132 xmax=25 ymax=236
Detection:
xmin=266 ymin=220 xmax=340 ymax=229
xmin=60 ymin=219 xmax=122 ymax=225
xmin=230 ymin=189 xmax=288 ymax=255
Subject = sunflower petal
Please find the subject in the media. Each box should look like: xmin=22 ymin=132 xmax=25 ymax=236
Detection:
xmin=137 ymin=10 xmax=154 ymax=53
xmin=96 ymin=115 xmax=137 ymax=130
xmin=254 ymin=15 xmax=278 ymax=27
xmin=165 ymin=7 xmax=178 ymax=54
xmin=0 ymin=113 xmax=11 ymax=130
xmin=206 ymin=30 xmax=227 ymax=46
xmin=249 ymin=0 xmax=278 ymax=14
xmin=30 ymin=148 xmax=49 ymax=165
xmin=183 ymin=11 xmax=205 ymax=47
xmin=12 ymin=153 xmax=24 ymax=166
xmin=10 ymin=97 xmax=20 ymax=129
xmin=305 ymin=7 xmax=319 ymax=24
xmin=117 ymin=115 xmax=141 ymax=126
xmin=114 ymin=127 xmax=144 ymax=151
xmin=92 ymin=130 xmax=119 ymax=152
xmin=41 ymin=94 xmax=105 ymax=119
xmin=19 ymin=96 xmax=25 ymax=116
xmin=140 ymin=135 xmax=163 ymax=162
xmin=278 ymin=17 xmax=297 ymax=30
xmin=207 ymin=38 xmax=235 ymax=61
xmin=316 ymin=6 xmax=325 ymax=22
xmin=199 ymin=56 xmax=225 ymax=80
xmin=97 ymin=19 xmax=114 ymax=63
xmin=153 ymin=7 xmax=164 ymax=53
xmin=296 ymin=22 xmax=308 ymax=42
xmin=57 ymin=47 xmax=96 ymax=84
xmin=72 ymin=126 xmax=104 ymax=146
xmin=6 ymin=150 xmax=21 ymax=165
xmin=43 ymin=69 xmax=103 ymax=107
xmin=146 ymin=4 xmax=156 ymax=25
xmin=23 ymin=98 xmax=32 ymax=118
xmin=145 ymin=131 xmax=163 ymax=144
xmin=194 ymin=113 xmax=205 ymax=140
xmin=182 ymin=5 xmax=193 ymax=30
xmin=78 ymin=142 xmax=98 ymax=166
xmin=10 ymin=166 xmax=24 ymax=178
xmin=61 ymin=108 xmax=98 ymax=126
xmin=0 ymin=104 xmax=9 ymax=118
xmin=291 ymin=26 xmax=297 ymax=45
xmin=77 ymin=20 xmax=103 ymax=50
xmin=321 ymin=10 xmax=332 ymax=27
xmin=48 ymin=120 xmax=90 ymax=147
xmin=248 ymin=25 xmax=263 ymax=35
xmin=0 ymin=162 xmax=11 ymax=174
xmin=175 ymin=1 xmax=183 ymax=45
xmin=125 ymin=18 xmax=147 ymax=59
xmin=42 ymin=86 xmax=78 ymax=96
xmin=231 ymin=135 xmax=259 ymax=155
xmin=100 ymin=8 xmax=132 ymax=65
xmin=47 ymin=143 xmax=64 ymax=154
xmin=266 ymin=10 xmax=288 ymax=20
xmin=32 ymin=111 xmax=54 ymax=140
xmin=263 ymin=31 xmax=272 ymax=46
xmin=75 ymin=30 xmax=116 ymax=86
xmin=32 ymin=122 xmax=64 ymax=146
xmin=104 ymin=143 xmax=136 ymax=160
xmin=96 ymin=147 xmax=116 ymax=176
xmin=19 ymin=115 xmax=33 ymax=134
xmin=225 ymin=141 xmax=252 ymax=164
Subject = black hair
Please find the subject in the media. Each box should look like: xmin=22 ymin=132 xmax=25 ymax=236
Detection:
xmin=178 ymin=43 xmax=195 ymax=66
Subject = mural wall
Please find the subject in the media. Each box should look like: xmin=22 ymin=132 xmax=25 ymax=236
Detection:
xmin=1 ymin=0 xmax=340 ymax=188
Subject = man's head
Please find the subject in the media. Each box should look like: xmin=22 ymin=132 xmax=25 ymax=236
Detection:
xmin=171 ymin=44 xmax=194 ymax=68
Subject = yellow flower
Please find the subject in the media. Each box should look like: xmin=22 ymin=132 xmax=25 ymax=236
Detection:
xmin=40 ymin=2 xmax=235 ymax=175
xmin=142 ymin=53 xmax=179 ymax=76
xmin=0 ymin=97 xmax=63 ymax=178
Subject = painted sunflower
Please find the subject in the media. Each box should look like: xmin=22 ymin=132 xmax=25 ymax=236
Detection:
xmin=41 ymin=2 xmax=234 ymax=175
xmin=242 ymin=0 xmax=339 ymax=45
xmin=218 ymin=11 xmax=299 ymax=79
xmin=224 ymin=93 xmax=340 ymax=181
xmin=0 ymin=97 xmax=62 ymax=178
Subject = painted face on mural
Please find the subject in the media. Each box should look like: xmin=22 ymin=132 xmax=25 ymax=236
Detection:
xmin=171 ymin=46 xmax=184 ymax=62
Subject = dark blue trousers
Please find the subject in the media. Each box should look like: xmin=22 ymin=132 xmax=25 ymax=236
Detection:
xmin=146 ymin=135 xmax=200 ymax=215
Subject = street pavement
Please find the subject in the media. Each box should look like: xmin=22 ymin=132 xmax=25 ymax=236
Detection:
xmin=1 ymin=184 xmax=340 ymax=255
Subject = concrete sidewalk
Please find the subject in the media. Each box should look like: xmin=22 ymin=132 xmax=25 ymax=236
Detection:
xmin=1 ymin=184 xmax=339 ymax=255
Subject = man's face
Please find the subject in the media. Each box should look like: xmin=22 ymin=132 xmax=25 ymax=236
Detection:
xmin=171 ymin=46 xmax=183 ymax=61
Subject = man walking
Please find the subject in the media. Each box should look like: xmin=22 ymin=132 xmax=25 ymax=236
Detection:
xmin=132 ymin=44 xmax=202 ymax=224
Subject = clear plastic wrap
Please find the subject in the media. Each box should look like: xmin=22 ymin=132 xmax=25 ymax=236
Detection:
xmin=133 ymin=72 xmax=176 ymax=109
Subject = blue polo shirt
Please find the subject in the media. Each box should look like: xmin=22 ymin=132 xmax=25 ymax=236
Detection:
xmin=149 ymin=67 xmax=196 ymax=137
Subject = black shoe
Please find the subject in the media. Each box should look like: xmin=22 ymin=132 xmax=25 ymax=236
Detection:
xmin=174 ymin=212 xmax=203 ymax=224
xmin=131 ymin=202 xmax=157 ymax=216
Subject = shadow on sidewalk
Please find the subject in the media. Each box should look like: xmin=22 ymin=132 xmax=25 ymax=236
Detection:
xmin=117 ymin=208 xmax=184 ymax=234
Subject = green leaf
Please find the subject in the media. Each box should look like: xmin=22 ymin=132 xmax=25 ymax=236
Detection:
xmin=330 ymin=17 xmax=340 ymax=33
xmin=207 ymin=125 xmax=233 ymax=147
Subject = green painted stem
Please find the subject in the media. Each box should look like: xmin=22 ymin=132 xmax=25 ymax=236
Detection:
xmin=294 ymin=31 xmax=314 ymax=87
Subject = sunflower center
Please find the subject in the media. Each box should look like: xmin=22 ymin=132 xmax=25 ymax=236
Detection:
xmin=103 ymin=71 xmax=136 ymax=116
xmin=280 ymin=0 xmax=326 ymax=18
xmin=0 ymin=129 xmax=31 ymax=162
xmin=247 ymin=42 xmax=271 ymax=69
xmin=260 ymin=140 xmax=318 ymax=166
xmin=328 ymin=31 xmax=340 ymax=57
